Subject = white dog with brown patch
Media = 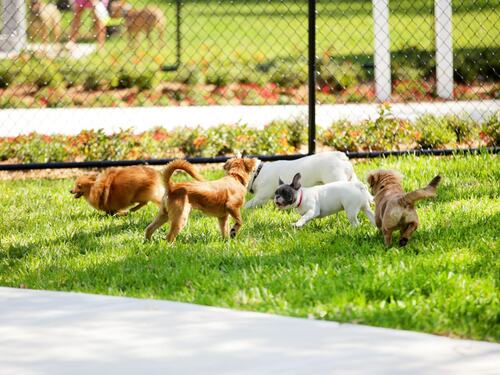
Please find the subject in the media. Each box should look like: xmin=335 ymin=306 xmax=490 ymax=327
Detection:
xmin=245 ymin=151 xmax=358 ymax=208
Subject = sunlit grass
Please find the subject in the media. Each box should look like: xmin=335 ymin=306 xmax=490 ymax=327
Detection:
xmin=0 ymin=153 xmax=498 ymax=342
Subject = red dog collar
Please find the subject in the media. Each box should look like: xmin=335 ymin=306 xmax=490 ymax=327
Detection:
xmin=297 ymin=190 xmax=303 ymax=207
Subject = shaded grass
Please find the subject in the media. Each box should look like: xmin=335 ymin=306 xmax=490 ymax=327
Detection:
xmin=0 ymin=153 xmax=499 ymax=342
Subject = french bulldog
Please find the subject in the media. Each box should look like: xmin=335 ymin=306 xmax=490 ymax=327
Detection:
xmin=274 ymin=173 xmax=375 ymax=228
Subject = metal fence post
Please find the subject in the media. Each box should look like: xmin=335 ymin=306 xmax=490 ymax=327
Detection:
xmin=372 ymin=0 xmax=391 ymax=101
xmin=435 ymin=0 xmax=454 ymax=99
xmin=0 ymin=0 xmax=27 ymax=53
xmin=308 ymin=0 xmax=316 ymax=155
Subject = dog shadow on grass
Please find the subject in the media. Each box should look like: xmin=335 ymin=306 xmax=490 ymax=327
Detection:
xmin=16 ymin=214 xmax=495 ymax=304
xmin=2 ymin=218 xmax=147 ymax=262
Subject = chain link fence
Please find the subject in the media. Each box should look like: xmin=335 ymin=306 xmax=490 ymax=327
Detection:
xmin=0 ymin=0 xmax=498 ymax=169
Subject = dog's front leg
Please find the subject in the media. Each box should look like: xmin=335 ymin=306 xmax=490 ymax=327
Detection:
xmin=218 ymin=215 xmax=229 ymax=238
xmin=293 ymin=209 xmax=319 ymax=228
xmin=145 ymin=206 xmax=169 ymax=240
xmin=245 ymin=196 xmax=268 ymax=209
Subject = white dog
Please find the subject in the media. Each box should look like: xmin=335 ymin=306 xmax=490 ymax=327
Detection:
xmin=274 ymin=173 xmax=375 ymax=228
xmin=245 ymin=151 xmax=358 ymax=208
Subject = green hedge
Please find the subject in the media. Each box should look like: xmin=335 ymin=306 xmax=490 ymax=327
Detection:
xmin=1 ymin=110 xmax=497 ymax=164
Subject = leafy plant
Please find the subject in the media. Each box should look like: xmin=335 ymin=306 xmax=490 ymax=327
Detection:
xmin=205 ymin=67 xmax=235 ymax=87
xmin=269 ymin=61 xmax=307 ymax=88
xmin=445 ymin=114 xmax=479 ymax=144
xmin=317 ymin=61 xmax=364 ymax=92
xmin=480 ymin=111 xmax=500 ymax=146
xmin=415 ymin=115 xmax=456 ymax=149
xmin=135 ymin=72 xmax=157 ymax=91
xmin=0 ymin=68 xmax=14 ymax=89
xmin=83 ymin=73 xmax=101 ymax=91
xmin=173 ymin=65 xmax=201 ymax=85
xmin=28 ymin=63 xmax=64 ymax=89
xmin=111 ymin=69 xmax=135 ymax=89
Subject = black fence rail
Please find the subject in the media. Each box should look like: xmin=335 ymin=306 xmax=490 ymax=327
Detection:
xmin=0 ymin=0 xmax=498 ymax=170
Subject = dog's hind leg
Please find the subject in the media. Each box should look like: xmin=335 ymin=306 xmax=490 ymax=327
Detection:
xmin=53 ymin=22 xmax=61 ymax=43
xmin=130 ymin=202 xmax=147 ymax=212
xmin=398 ymin=222 xmax=418 ymax=247
xmin=145 ymin=205 xmax=169 ymax=240
xmin=228 ymin=208 xmax=243 ymax=238
xmin=218 ymin=215 xmax=229 ymax=238
xmin=166 ymin=198 xmax=190 ymax=242
xmin=346 ymin=209 xmax=360 ymax=227
xmin=363 ymin=205 xmax=376 ymax=226
xmin=383 ymin=227 xmax=394 ymax=246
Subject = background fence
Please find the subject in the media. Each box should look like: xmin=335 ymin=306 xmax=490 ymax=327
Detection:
xmin=0 ymin=0 xmax=498 ymax=169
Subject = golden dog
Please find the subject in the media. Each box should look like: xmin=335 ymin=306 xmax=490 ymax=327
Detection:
xmin=70 ymin=166 xmax=164 ymax=215
xmin=28 ymin=0 xmax=62 ymax=43
xmin=367 ymin=170 xmax=441 ymax=247
xmin=110 ymin=1 xmax=165 ymax=42
xmin=145 ymin=158 xmax=257 ymax=242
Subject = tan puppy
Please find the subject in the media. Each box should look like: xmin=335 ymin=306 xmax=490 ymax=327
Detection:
xmin=70 ymin=166 xmax=164 ymax=215
xmin=367 ymin=170 xmax=441 ymax=247
xmin=110 ymin=1 xmax=165 ymax=42
xmin=145 ymin=158 xmax=257 ymax=242
xmin=28 ymin=0 xmax=61 ymax=43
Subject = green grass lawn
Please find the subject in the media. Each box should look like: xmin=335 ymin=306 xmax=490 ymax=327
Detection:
xmin=62 ymin=0 xmax=498 ymax=59
xmin=0 ymin=153 xmax=499 ymax=342
xmin=35 ymin=0 xmax=500 ymax=74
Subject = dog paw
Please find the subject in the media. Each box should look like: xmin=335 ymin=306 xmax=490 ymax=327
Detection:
xmin=292 ymin=222 xmax=303 ymax=228
xmin=399 ymin=237 xmax=408 ymax=247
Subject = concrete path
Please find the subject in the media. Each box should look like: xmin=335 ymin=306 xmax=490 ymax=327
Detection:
xmin=1 ymin=287 xmax=498 ymax=375
xmin=1 ymin=100 xmax=498 ymax=137
xmin=0 ymin=43 xmax=96 ymax=60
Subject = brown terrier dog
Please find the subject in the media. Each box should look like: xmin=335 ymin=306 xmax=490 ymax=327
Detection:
xmin=367 ymin=170 xmax=441 ymax=247
xmin=145 ymin=158 xmax=257 ymax=242
xmin=28 ymin=0 xmax=62 ymax=43
xmin=70 ymin=166 xmax=164 ymax=216
xmin=110 ymin=1 xmax=165 ymax=43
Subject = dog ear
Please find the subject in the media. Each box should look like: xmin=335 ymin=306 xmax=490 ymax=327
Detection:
xmin=85 ymin=172 xmax=98 ymax=182
xmin=291 ymin=173 xmax=301 ymax=190
xmin=278 ymin=177 xmax=285 ymax=186
xmin=366 ymin=171 xmax=377 ymax=187
xmin=243 ymin=158 xmax=256 ymax=172
xmin=223 ymin=159 xmax=232 ymax=172
xmin=82 ymin=172 xmax=99 ymax=183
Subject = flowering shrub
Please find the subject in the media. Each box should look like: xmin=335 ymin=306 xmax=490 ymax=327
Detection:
xmin=414 ymin=115 xmax=456 ymax=149
xmin=318 ymin=108 xmax=496 ymax=152
xmin=0 ymin=120 xmax=307 ymax=163
xmin=0 ymin=112 xmax=496 ymax=164
xmin=481 ymin=111 xmax=500 ymax=146
xmin=320 ymin=104 xmax=418 ymax=151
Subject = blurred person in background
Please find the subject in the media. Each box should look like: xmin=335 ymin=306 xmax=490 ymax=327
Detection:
xmin=67 ymin=0 xmax=109 ymax=50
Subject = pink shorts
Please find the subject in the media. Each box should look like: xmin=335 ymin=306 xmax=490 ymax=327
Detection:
xmin=74 ymin=0 xmax=109 ymax=10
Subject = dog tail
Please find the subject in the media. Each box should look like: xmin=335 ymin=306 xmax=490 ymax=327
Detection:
xmin=355 ymin=181 xmax=374 ymax=203
xmin=401 ymin=175 xmax=441 ymax=205
xmin=163 ymin=160 xmax=204 ymax=192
